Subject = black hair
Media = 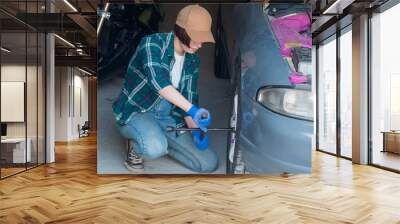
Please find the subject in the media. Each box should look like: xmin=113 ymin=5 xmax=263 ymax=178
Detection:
xmin=174 ymin=24 xmax=191 ymax=47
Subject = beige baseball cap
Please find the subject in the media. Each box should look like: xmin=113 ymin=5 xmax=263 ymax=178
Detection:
xmin=176 ymin=4 xmax=215 ymax=43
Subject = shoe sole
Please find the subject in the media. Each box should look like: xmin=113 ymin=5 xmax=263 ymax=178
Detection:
xmin=124 ymin=161 xmax=144 ymax=173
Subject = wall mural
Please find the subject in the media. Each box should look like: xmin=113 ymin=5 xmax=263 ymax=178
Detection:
xmin=97 ymin=3 xmax=313 ymax=174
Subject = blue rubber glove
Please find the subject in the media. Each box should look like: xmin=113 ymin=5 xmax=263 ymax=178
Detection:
xmin=192 ymin=131 xmax=209 ymax=151
xmin=186 ymin=105 xmax=212 ymax=132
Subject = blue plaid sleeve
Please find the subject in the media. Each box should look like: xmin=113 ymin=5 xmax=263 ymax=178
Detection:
xmin=187 ymin=66 xmax=199 ymax=106
xmin=139 ymin=36 xmax=172 ymax=92
xmin=187 ymin=55 xmax=199 ymax=106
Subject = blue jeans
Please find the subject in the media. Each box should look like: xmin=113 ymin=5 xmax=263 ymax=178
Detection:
xmin=116 ymin=99 xmax=219 ymax=173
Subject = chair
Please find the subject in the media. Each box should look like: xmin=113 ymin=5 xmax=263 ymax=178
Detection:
xmin=78 ymin=121 xmax=90 ymax=138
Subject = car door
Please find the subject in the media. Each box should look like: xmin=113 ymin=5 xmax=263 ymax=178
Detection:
xmin=232 ymin=3 xmax=313 ymax=174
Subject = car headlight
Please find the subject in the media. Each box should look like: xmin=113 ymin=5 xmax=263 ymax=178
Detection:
xmin=256 ymin=86 xmax=313 ymax=121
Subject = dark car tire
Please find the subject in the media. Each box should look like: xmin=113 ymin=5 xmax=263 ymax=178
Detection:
xmin=226 ymin=54 xmax=244 ymax=174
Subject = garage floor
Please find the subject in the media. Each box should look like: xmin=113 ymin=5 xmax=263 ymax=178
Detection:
xmin=98 ymin=4 xmax=232 ymax=174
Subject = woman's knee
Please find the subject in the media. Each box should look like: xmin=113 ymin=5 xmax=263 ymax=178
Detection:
xmin=117 ymin=114 xmax=168 ymax=160
xmin=197 ymin=150 xmax=219 ymax=173
xmin=142 ymin=137 xmax=168 ymax=160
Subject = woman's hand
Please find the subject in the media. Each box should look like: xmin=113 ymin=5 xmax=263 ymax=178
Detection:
xmin=186 ymin=105 xmax=212 ymax=131
xmin=184 ymin=116 xmax=198 ymax=129
xmin=185 ymin=116 xmax=209 ymax=150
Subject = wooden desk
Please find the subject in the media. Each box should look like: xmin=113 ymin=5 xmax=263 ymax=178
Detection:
xmin=381 ymin=131 xmax=400 ymax=154
xmin=1 ymin=138 xmax=31 ymax=164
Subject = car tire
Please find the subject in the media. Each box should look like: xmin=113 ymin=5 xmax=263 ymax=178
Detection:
xmin=226 ymin=53 xmax=246 ymax=174
xmin=227 ymin=91 xmax=238 ymax=174
xmin=227 ymin=89 xmax=247 ymax=174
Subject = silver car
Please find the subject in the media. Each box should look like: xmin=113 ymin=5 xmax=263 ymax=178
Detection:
xmin=224 ymin=3 xmax=314 ymax=174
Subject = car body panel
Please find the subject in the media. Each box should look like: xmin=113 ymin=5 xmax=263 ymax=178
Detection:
xmin=229 ymin=3 xmax=313 ymax=173
xmin=240 ymin=92 xmax=313 ymax=173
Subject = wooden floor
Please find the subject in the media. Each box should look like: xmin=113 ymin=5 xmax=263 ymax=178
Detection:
xmin=1 ymin=134 xmax=400 ymax=224
xmin=1 ymin=167 xmax=26 ymax=178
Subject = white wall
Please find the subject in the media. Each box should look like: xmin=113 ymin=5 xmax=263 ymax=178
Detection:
xmin=1 ymin=65 xmax=40 ymax=137
xmin=71 ymin=72 xmax=89 ymax=139
xmin=1 ymin=63 xmax=46 ymax=164
xmin=55 ymin=66 xmax=69 ymax=141
xmin=1 ymin=65 xmax=26 ymax=140
xmin=1 ymin=65 xmax=26 ymax=82
xmin=54 ymin=67 xmax=89 ymax=141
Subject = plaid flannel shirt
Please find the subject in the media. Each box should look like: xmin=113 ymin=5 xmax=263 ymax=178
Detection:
xmin=113 ymin=31 xmax=200 ymax=128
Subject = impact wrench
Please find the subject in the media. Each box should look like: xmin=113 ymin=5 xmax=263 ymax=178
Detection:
xmin=166 ymin=127 xmax=236 ymax=145
xmin=166 ymin=127 xmax=235 ymax=132
xmin=166 ymin=112 xmax=236 ymax=137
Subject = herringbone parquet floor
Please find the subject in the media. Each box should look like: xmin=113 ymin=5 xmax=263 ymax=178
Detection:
xmin=1 ymin=134 xmax=400 ymax=224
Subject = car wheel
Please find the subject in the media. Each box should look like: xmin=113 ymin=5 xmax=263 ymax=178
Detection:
xmin=227 ymin=90 xmax=245 ymax=174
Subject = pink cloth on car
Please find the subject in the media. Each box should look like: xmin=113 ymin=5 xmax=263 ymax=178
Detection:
xmin=272 ymin=13 xmax=311 ymax=33
xmin=289 ymin=72 xmax=309 ymax=84
xmin=271 ymin=13 xmax=312 ymax=57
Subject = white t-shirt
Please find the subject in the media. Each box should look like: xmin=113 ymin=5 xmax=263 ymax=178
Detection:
xmin=170 ymin=51 xmax=185 ymax=88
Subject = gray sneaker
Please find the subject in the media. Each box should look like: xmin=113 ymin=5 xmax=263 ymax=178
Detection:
xmin=124 ymin=148 xmax=144 ymax=173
